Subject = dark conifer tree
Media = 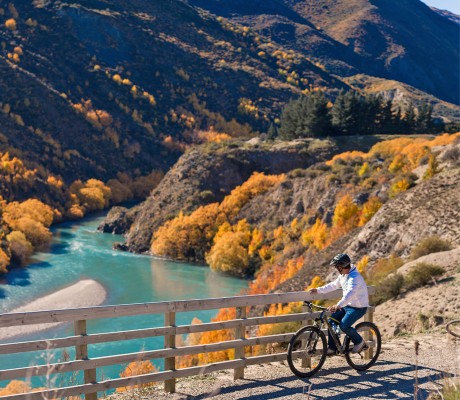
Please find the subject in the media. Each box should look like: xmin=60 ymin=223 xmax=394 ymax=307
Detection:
xmin=279 ymin=99 xmax=300 ymax=139
xmin=296 ymin=91 xmax=332 ymax=138
xmin=267 ymin=123 xmax=278 ymax=140
xmin=403 ymin=104 xmax=417 ymax=134
xmin=416 ymin=102 xmax=435 ymax=133
xmin=379 ymin=98 xmax=395 ymax=134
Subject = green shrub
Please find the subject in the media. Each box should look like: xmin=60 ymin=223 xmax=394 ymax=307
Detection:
xmin=404 ymin=263 xmax=445 ymax=290
xmin=374 ymin=273 xmax=404 ymax=305
xmin=410 ymin=236 xmax=452 ymax=260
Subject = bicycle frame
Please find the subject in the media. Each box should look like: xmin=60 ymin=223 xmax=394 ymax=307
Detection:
xmin=306 ymin=302 xmax=348 ymax=354
xmin=314 ymin=310 xmax=346 ymax=354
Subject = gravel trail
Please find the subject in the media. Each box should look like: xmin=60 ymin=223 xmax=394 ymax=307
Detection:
xmin=110 ymin=331 xmax=459 ymax=399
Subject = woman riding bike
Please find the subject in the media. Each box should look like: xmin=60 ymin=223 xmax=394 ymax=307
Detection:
xmin=308 ymin=253 xmax=369 ymax=355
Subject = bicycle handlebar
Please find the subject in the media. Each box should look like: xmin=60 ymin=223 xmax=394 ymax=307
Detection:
xmin=303 ymin=301 xmax=328 ymax=311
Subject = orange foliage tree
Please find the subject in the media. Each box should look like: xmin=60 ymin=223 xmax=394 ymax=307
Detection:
xmin=359 ymin=196 xmax=382 ymax=226
xmin=301 ymin=218 xmax=328 ymax=250
xmin=5 ymin=18 xmax=16 ymax=30
xmin=117 ymin=361 xmax=158 ymax=392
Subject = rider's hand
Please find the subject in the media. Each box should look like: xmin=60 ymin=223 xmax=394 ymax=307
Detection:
xmin=327 ymin=305 xmax=341 ymax=312
xmin=308 ymin=288 xmax=318 ymax=293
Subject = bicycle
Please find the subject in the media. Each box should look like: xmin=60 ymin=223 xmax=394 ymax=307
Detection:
xmin=446 ymin=320 xmax=460 ymax=338
xmin=287 ymin=301 xmax=382 ymax=378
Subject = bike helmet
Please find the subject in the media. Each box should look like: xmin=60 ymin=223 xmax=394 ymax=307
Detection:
xmin=330 ymin=253 xmax=351 ymax=269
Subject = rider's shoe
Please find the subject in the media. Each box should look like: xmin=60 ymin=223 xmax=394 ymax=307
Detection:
xmin=326 ymin=348 xmax=336 ymax=356
xmin=351 ymin=340 xmax=366 ymax=353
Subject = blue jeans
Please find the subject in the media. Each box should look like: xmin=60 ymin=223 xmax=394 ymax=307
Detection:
xmin=328 ymin=306 xmax=367 ymax=350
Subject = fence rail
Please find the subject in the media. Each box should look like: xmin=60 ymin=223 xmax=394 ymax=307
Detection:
xmin=0 ymin=288 xmax=375 ymax=399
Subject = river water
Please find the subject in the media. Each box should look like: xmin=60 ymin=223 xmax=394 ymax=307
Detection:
xmin=0 ymin=213 xmax=247 ymax=389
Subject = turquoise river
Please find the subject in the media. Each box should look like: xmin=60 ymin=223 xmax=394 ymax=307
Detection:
xmin=0 ymin=213 xmax=248 ymax=390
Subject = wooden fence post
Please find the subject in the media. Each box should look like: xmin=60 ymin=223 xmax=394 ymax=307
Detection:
xmin=364 ymin=306 xmax=374 ymax=360
xmin=301 ymin=302 xmax=312 ymax=369
xmin=234 ymin=306 xmax=246 ymax=380
xmin=164 ymin=311 xmax=176 ymax=393
xmin=74 ymin=320 xmax=97 ymax=400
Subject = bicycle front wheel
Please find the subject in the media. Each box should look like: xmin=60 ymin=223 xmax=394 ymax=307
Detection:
xmin=446 ymin=320 xmax=460 ymax=338
xmin=344 ymin=321 xmax=381 ymax=371
xmin=287 ymin=326 xmax=327 ymax=378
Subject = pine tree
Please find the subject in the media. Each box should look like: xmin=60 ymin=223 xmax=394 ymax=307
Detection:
xmin=279 ymin=99 xmax=300 ymax=139
xmin=403 ymin=104 xmax=417 ymax=134
xmin=416 ymin=102 xmax=435 ymax=133
xmin=379 ymin=99 xmax=395 ymax=134
xmin=332 ymin=90 xmax=362 ymax=135
xmin=267 ymin=123 xmax=278 ymax=140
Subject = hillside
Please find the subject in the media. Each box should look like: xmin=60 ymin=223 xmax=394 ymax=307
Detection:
xmin=103 ymin=138 xmax=343 ymax=253
xmin=191 ymin=0 xmax=460 ymax=106
xmin=0 ymin=0 xmax=458 ymax=187
xmin=0 ymin=0 xmax=350 ymax=184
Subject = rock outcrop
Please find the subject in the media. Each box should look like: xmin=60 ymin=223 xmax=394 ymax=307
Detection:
xmin=347 ymin=167 xmax=460 ymax=261
xmin=97 ymin=206 xmax=139 ymax=235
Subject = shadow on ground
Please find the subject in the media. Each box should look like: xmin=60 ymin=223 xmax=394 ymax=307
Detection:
xmin=182 ymin=360 xmax=448 ymax=399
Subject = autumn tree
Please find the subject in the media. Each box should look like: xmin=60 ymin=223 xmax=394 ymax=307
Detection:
xmin=0 ymin=248 xmax=10 ymax=274
xmin=358 ymin=196 xmax=382 ymax=226
xmin=301 ymin=218 xmax=328 ymax=250
xmin=5 ymin=18 xmax=16 ymax=30
xmin=205 ymin=220 xmax=252 ymax=276
xmin=0 ymin=380 xmax=31 ymax=395
xmin=7 ymin=231 xmax=33 ymax=265
xmin=117 ymin=361 xmax=158 ymax=392
xmin=3 ymin=200 xmax=54 ymax=249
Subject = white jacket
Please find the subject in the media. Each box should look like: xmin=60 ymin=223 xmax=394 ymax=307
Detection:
xmin=316 ymin=265 xmax=369 ymax=308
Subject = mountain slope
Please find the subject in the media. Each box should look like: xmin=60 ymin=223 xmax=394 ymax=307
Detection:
xmin=191 ymin=0 xmax=460 ymax=105
xmin=0 ymin=0 xmax=348 ymax=182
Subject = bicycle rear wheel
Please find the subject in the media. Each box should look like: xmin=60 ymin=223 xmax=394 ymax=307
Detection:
xmin=446 ymin=320 xmax=460 ymax=338
xmin=287 ymin=326 xmax=327 ymax=378
xmin=344 ymin=321 xmax=381 ymax=371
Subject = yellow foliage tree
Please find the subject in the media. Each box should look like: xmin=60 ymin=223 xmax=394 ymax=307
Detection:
xmin=356 ymin=255 xmax=369 ymax=277
xmin=0 ymin=248 xmax=10 ymax=274
xmin=153 ymin=204 xmax=220 ymax=260
xmin=3 ymin=200 xmax=54 ymax=249
xmin=307 ymin=275 xmax=325 ymax=290
xmin=359 ymin=196 xmax=382 ymax=226
xmin=302 ymin=218 xmax=328 ymax=250
xmin=330 ymin=194 xmax=359 ymax=241
xmin=0 ymin=380 xmax=31 ymax=395
xmin=389 ymin=178 xmax=410 ymax=198
xmin=206 ymin=220 xmax=251 ymax=276
xmin=70 ymin=179 xmax=111 ymax=212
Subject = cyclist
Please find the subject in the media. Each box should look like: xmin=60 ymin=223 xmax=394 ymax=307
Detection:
xmin=308 ymin=253 xmax=369 ymax=355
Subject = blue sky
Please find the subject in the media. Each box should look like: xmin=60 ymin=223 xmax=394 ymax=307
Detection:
xmin=421 ymin=0 xmax=460 ymax=14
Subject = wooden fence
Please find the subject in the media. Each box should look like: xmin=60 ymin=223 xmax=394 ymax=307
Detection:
xmin=0 ymin=288 xmax=375 ymax=399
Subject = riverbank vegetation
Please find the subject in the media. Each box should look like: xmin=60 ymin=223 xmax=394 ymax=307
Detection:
xmin=0 ymin=154 xmax=163 ymax=274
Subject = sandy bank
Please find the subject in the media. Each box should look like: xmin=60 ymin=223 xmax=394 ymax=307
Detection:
xmin=0 ymin=279 xmax=107 ymax=341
